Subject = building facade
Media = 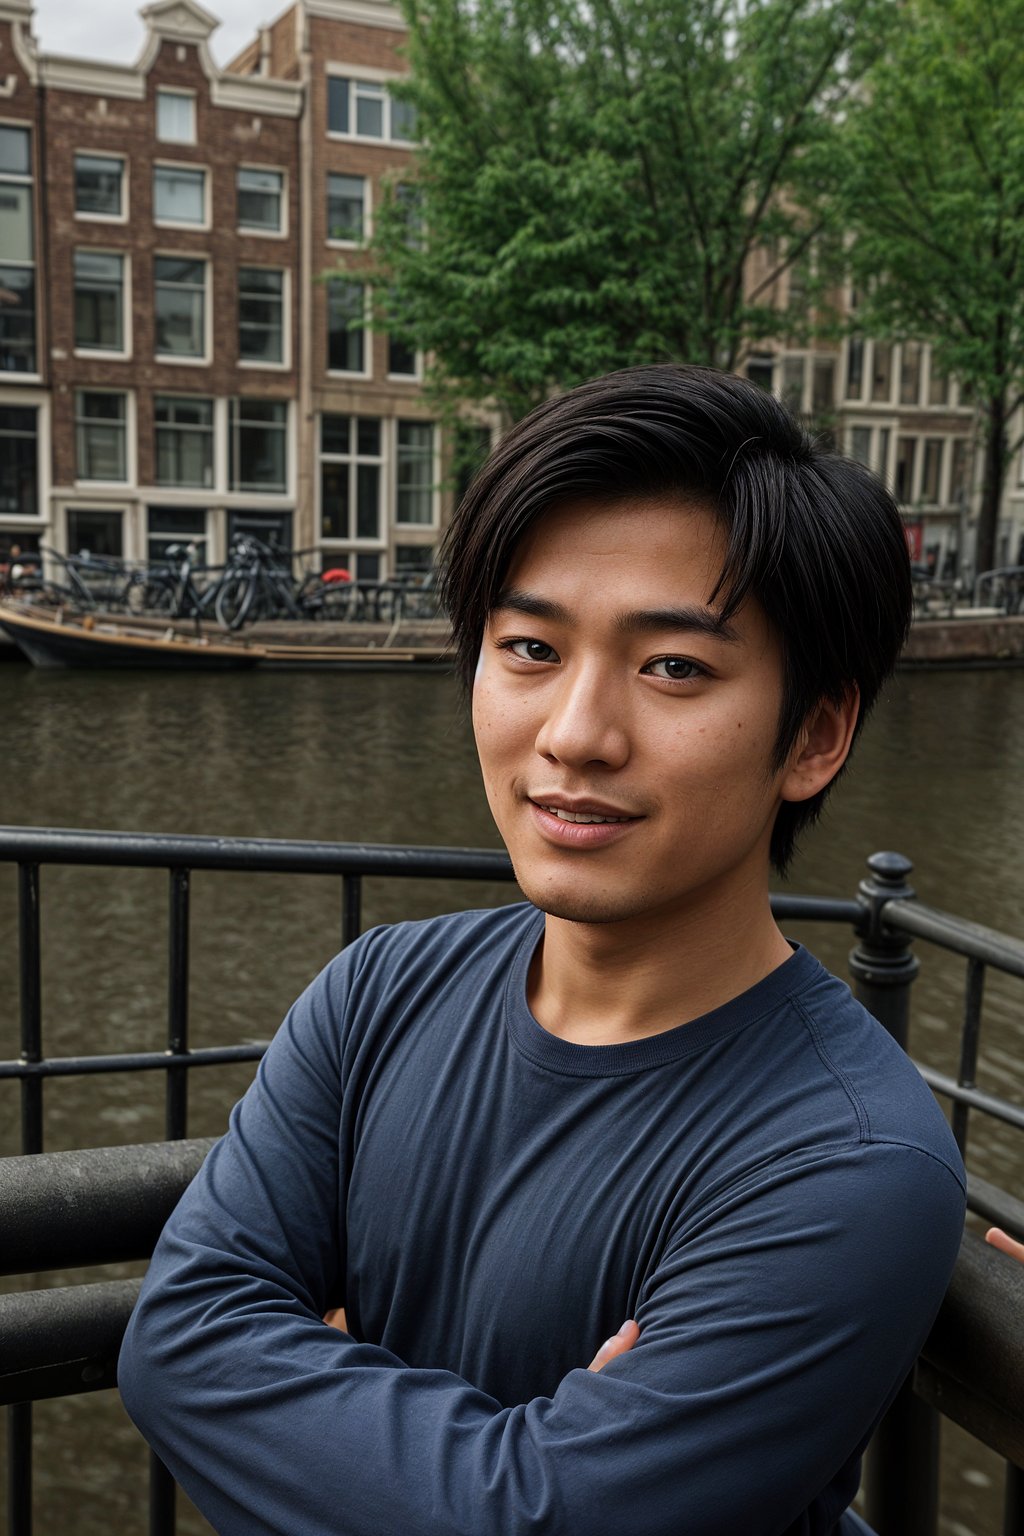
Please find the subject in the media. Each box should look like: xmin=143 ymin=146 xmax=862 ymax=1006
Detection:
xmin=0 ymin=0 xmax=1017 ymax=582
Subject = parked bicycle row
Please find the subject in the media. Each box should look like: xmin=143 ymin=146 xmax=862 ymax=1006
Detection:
xmin=0 ymin=539 xmax=441 ymax=630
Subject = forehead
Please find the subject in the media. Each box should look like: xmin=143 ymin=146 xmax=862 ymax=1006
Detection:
xmin=504 ymin=496 xmax=729 ymax=603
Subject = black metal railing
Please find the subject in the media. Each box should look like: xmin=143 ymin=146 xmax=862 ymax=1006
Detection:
xmin=1 ymin=827 xmax=1023 ymax=1536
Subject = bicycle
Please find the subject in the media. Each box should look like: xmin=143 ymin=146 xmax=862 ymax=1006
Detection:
xmin=214 ymin=537 xmax=353 ymax=629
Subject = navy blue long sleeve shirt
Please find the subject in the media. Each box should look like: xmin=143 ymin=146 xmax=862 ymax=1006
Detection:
xmin=118 ymin=905 xmax=965 ymax=1535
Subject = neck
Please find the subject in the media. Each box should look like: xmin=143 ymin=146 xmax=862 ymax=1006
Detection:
xmin=527 ymin=873 xmax=792 ymax=1046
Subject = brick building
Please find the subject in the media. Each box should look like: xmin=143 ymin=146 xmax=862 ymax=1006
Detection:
xmin=0 ymin=0 xmax=451 ymax=581
xmin=0 ymin=0 xmax=1014 ymax=583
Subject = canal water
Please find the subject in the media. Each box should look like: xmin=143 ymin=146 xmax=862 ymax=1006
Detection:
xmin=1 ymin=658 xmax=1022 ymax=1536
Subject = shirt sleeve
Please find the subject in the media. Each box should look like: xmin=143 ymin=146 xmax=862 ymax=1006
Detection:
xmin=118 ymin=958 xmax=966 ymax=1536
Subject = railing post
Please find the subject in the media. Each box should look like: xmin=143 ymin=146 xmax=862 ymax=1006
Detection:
xmin=848 ymin=851 xmax=919 ymax=1049
xmin=166 ymin=867 xmax=190 ymax=1142
xmin=851 ymin=853 xmax=938 ymax=1535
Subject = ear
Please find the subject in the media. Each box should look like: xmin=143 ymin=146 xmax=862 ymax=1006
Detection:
xmin=779 ymin=689 xmax=860 ymax=805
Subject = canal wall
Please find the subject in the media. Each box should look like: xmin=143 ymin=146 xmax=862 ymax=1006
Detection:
xmin=901 ymin=614 xmax=1024 ymax=667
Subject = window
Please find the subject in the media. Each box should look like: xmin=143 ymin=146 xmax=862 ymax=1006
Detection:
xmin=75 ymin=154 xmax=125 ymax=218
xmin=928 ymin=362 xmax=949 ymax=407
xmin=387 ymin=334 xmax=418 ymax=377
xmin=0 ymin=124 xmax=35 ymax=373
xmin=396 ymin=421 xmax=434 ymax=524
xmin=391 ymin=96 xmax=418 ymax=142
xmin=155 ymin=257 xmax=206 ymax=358
xmin=394 ymin=544 xmax=433 ymax=576
xmin=327 ymin=76 xmax=417 ymax=142
xmin=238 ymin=168 xmax=283 ymax=233
xmin=238 ymin=269 xmax=284 ymax=364
xmin=870 ymin=341 xmax=893 ymax=403
xmin=67 ymin=508 xmax=123 ymax=559
xmin=154 ymin=396 xmax=214 ymax=488
xmin=147 ymin=505 xmax=207 ymax=564
xmin=156 ymin=90 xmax=195 ymax=144
xmin=227 ymin=509 xmax=293 ymax=552
xmin=75 ymin=392 xmax=127 ymax=482
xmin=811 ymin=358 xmax=835 ymax=417
xmin=454 ymin=423 xmax=491 ymax=504
xmin=845 ymin=338 xmax=864 ymax=400
xmin=229 ymin=399 xmax=287 ymax=493
xmin=921 ymin=439 xmax=944 ymax=503
xmin=745 ymin=357 xmax=774 ymax=393
xmin=900 ymin=342 xmax=922 ymax=406
xmin=320 ymin=415 xmax=381 ymax=541
xmin=0 ymin=266 xmax=36 ymax=374
xmin=327 ymin=175 xmax=366 ymax=243
xmin=0 ymin=405 xmax=37 ymax=515
xmin=74 ymin=251 xmax=125 ymax=352
xmin=780 ymin=356 xmax=805 ymax=415
xmin=154 ymin=165 xmax=206 ymax=225
xmin=894 ymin=437 xmax=916 ymax=503
xmin=949 ymin=439 xmax=970 ymax=506
xmin=327 ymin=280 xmax=366 ymax=373
xmin=849 ymin=427 xmax=872 ymax=468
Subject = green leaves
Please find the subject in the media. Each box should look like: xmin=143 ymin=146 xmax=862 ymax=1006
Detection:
xmin=834 ymin=0 xmax=1024 ymax=570
xmin=365 ymin=0 xmax=894 ymax=421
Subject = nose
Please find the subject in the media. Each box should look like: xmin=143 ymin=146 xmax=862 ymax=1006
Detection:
xmin=533 ymin=663 xmax=630 ymax=771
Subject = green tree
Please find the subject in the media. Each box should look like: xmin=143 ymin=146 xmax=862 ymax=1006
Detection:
xmin=834 ymin=0 xmax=1024 ymax=578
xmin=367 ymin=0 xmax=893 ymax=425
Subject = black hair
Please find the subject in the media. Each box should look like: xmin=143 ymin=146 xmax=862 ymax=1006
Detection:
xmin=439 ymin=364 xmax=912 ymax=874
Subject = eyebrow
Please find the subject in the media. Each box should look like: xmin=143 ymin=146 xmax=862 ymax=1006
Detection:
xmin=493 ymin=588 xmax=739 ymax=644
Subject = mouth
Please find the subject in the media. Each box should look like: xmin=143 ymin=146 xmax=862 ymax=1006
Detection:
xmin=533 ymin=803 xmax=636 ymax=825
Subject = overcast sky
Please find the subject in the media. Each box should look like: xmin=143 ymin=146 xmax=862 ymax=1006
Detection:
xmin=32 ymin=0 xmax=279 ymax=68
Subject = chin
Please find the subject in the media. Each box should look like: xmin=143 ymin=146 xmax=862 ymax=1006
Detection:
xmin=513 ymin=870 xmax=650 ymax=926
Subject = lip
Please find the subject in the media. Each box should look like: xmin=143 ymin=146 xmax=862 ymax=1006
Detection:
xmin=528 ymin=793 xmax=639 ymax=819
xmin=527 ymin=794 xmax=643 ymax=849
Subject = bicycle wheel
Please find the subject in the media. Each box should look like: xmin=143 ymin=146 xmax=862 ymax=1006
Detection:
xmin=215 ymin=574 xmax=257 ymax=631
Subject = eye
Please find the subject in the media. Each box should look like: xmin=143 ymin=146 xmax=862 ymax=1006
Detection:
xmin=643 ymin=656 xmax=706 ymax=682
xmin=499 ymin=637 xmax=560 ymax=663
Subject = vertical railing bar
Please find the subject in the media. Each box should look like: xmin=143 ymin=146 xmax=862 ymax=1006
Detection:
xmin=166 ymin=867 xmax=191 ymax=1142
xmin=1004 ymin=1460 xmax=1024 ymax=1536
xmin=7 ymin=1405 xmax=32 ymax=1536
xmin=10 ymin=861 xmax=42 ymax=1536
xmin=342 ymin=875 xmax=362 ymax=949
xmin=149 ymin=1449 xmax=177 ymax=1536
xmin=951 ymin=957 xmax=985 ymax=1157
xmin=18 ymin=861 xmax=43 ymax=1154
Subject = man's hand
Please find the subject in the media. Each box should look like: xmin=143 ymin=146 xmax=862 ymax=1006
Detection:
xmin=324 ymin=1308 xmax=640 ymax=1371
xmin=985 ymin=1227 xmax=1024 ymax=1264
xmin=588 ymin=1320 xmax=640 ymax=1372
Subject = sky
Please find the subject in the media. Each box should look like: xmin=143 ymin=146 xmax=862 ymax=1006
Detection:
xmin=32 ymin=0 xmax=278 ymax=68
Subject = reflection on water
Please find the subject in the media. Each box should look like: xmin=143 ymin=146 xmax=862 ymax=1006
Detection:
xmin=1 ymin=661 xmax=1022 ymax=1535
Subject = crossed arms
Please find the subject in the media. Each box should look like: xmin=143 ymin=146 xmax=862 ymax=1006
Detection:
xmin=118 ymin=966 xmax=966 ymax=1536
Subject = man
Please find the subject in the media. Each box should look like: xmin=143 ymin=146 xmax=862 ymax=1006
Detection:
xmin=119 ymin=365 xmax=965 ymax=1535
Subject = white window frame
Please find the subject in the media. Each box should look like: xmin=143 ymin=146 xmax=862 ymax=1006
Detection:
xmin=237 ymin=266 xmax=290 ymax=372
xmin=318 ymin=412 xmax=385 ymax=548
xmin=154 ymin=252 xmax=211 ymax=366
xmin=393 ymin=418 xmax=438 ymax=529
xmin=73 ymin=150 xmax=129 ymax=225
xmin=0 ymin=390 xmax=50 ymax=526
xmin=153 ymin=160 xmax=210 ymax=231
xmin=845 ymin=420 xmax=895 ymax=486
xmin=156 ymin=89 xmax=197 ymax=146
xmin=326 ymin=172 xmax=370 ymax=248
xmin=228 ymin=398 xmax=290 ymax=497
xmin=73 ymin=388 xmax=136 ymax=489
xmin=236 ymin=164 xmax=288 ymax=240
xmin=153 ymin=395 xmax=216 ymax=491
xmin=325 ymin=66 xmax=418 ymax=145
xmin=73 ymin=248 xmax=132 ymax=360
xmin=0 ymin=118 xmax=40 ymax=382
xmin=326 ymin=279 xmax=372 ymax=380
xmin=386 ymin=335 xmax=422 ymax=382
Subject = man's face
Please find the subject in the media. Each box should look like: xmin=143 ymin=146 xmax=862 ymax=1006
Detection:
xmin=472 ymin=497 xmax=796 ymax=928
